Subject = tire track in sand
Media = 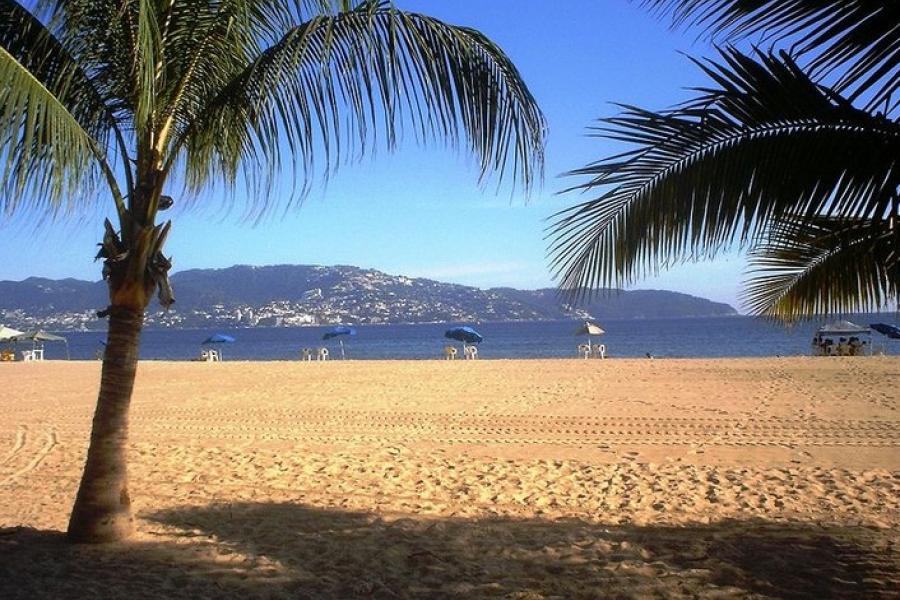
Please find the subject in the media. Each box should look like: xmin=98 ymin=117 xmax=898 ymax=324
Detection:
xmin=0 ymin=425 xmax=27 ymax=466
xmin=0 ymin=428 xmax=58 ymax=486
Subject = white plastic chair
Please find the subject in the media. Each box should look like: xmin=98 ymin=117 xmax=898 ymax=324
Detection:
xmin=317 ymin=347 xmax=329 ymax=361
xmin=208 ymin=349 xmax=221 ymax=362
xmin=21 ymin=350 xmax=34 ymax=362
xmin=464 ymin=344 xmax=478 ymax=360
xmin=444 ymin=346 xmax=458 ymax=360
xmin=300 ymin=348 xmax=313 ymax=361
xmin=577 ymin=343 xmax=591 ymax=359
xmin=592 ymin=344 xmax=606 ymax=359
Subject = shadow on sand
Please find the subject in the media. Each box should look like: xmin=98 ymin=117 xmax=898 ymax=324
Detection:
xmin=0 ymin=503 xmax=896 ymax=599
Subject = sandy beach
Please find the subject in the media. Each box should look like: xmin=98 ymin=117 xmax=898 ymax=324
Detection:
xmin=0 ymin=357 xmax=897 ymax=598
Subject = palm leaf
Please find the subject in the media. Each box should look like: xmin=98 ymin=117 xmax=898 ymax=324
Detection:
xmin=35 ymin=1 xmax=140 ymax=122
xmin=170 ymin=1 xmax=546 ymax=218
xmin=744 ymin=215 xmax=899 ymax=319
xmin=0 ymin=0 xmax=122 ymax=217
xmin=4 ymin=0 xmax=545 ymax=226
xmin=641 ymin=0 xmax=900 ymax=112
xmin=548 ymin=49 xmax=900 ymax=301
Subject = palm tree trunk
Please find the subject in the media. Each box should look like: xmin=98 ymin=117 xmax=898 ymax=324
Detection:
xmin=67 ymin=305 xmax=144 ymax=543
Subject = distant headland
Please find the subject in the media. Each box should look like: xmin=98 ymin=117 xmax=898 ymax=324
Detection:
xmin=0 ymin=264 xmax=737 ymax=331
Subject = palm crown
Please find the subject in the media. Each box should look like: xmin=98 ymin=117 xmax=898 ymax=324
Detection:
xmin=550 ymin=0 xmax=899 ymax=319
xmin=1 ymin=0 xmax=545 ymax=280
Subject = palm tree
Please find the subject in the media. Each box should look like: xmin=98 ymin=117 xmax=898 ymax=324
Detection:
xmin=0 ymin=0 xmax=545 ymax=542
xmin=549 ymin=0 xmax=899 ymax=319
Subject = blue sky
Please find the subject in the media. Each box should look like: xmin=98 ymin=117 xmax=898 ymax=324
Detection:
xmin=0 ymin=1 xmax=750 ymax=308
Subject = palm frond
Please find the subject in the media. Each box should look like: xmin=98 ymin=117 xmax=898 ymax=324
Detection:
xmin=641 ymin=0 xmax=900 ymax=112
xmin=548 ymin=48 xmax=900 ymax=301
xmin=171 ymin=1 xmax=546 ymax=218
xmin=743 ymin=215 xmax=899 ymax=319
xmin=0 ymin=0 xmax=121 ymax=217
xmin=36 ymin=1 xmax=140 ymax=123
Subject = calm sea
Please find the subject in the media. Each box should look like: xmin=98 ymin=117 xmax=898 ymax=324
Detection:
xmin=33 ymin=314 xmax=899 ymax=361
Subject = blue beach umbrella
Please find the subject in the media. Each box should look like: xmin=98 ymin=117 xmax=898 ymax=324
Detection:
xmin=870 ymin=323 xmax=900 ymax=339
xmin=322 ymin=326 xmax=357 ymax=340
xmin=445 ymin=326 xmax=483 ymax=344
xmin=203 ymin=333 xmax=236 ymax=344
xmin=323 ymin=326 xmax=357 ymax=359
xmin=201 ymin=333 xmax=235 ymax=360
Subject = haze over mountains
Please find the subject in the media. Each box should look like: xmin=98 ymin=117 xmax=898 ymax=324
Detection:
xmin=0 ymin=264 xmax=737 ymax=331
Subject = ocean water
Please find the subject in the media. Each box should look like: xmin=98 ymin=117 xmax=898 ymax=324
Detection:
xmin=27 ymin=314 xmax=899 ymax=361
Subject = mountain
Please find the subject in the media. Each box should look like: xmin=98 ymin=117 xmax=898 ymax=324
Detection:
xmin=0 ymin=264 xmax=737 ymax=330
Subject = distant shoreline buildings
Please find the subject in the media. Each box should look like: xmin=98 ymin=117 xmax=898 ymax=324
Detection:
xmin=0 ymin=264 xmax=737 ymax=332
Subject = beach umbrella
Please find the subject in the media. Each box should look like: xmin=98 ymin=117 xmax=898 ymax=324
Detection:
xmin=201 ymin=333 xmax=235 ymax=360
xmin=322 ymin=326 xmax=357 ymax=340
xmin=0 ymin=326 xmax=25 ymax=362
xmin=445 ymin=326 xmax=483 ymax=345
xmin=870 ymin=323 xmax=900 ymax=339
xmin=8 ymin=329 xmax=69 ymax=359
xmin=574 ymin=321 xmax=605 ymax=348
xmin=202 ymin=333 xmax=236 ymax=344
xmin=0 ymin=325 xmax=24 ymax=342
xmin=322 ymin=326 xmax=357 ymax=359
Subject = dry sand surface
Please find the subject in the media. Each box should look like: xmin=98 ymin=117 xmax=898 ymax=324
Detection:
xmin=0 ymin=357 xmax=898 ymax=598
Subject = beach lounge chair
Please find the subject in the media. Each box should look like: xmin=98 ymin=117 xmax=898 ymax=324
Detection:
xmin=577 ymin=343 xmax=591 ymax=359
xmin=592 ymin=344 xmax=606 ymax=359
xmin=22 ymin=348 xmax=44 ymax=361
xmin=199 ymin=349 xmax=220 ymax=362
xmin=444 ymin=346 xmax=457 ymax=360
xmin=301 ymin=348 xmax=313 ymax=361
xmin=464 ymin=344 xmax=478 ymax=360
xmin=317 ymin=347 xmax=329 ymax=361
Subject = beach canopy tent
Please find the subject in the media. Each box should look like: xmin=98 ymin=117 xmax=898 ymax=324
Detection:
xmin=816 ymin=321 xmax=871 ymax=336
xmin=445 ymin=326 xmax=483 ymax=344
xmin=870 ymin=323 xmax=900 ymax=339
xmin=813 ymin=320 xmax=872 ymax=356
xmin=323 ymin=326 xmax=357 ymax=359
xmin=7 ymin=330 xmax=69 ymax=359
xmin=0 ymin=326 xmax=24 ymax=342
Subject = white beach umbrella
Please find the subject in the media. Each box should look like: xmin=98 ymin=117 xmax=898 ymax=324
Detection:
xmin=0 ymin=326 xmax=24 ymax=342
xmin=574 ymin=321 xmax=605 ymax=348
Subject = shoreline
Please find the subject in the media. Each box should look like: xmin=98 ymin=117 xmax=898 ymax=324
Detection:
xmin=13 ymin=315 xmax=899 ymax=362
xmin=3 ymin=354 xmax=896 ymax=365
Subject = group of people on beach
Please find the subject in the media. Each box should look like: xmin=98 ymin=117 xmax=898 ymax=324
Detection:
xmin=812 ymin=335 xmax=868 ymax=357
